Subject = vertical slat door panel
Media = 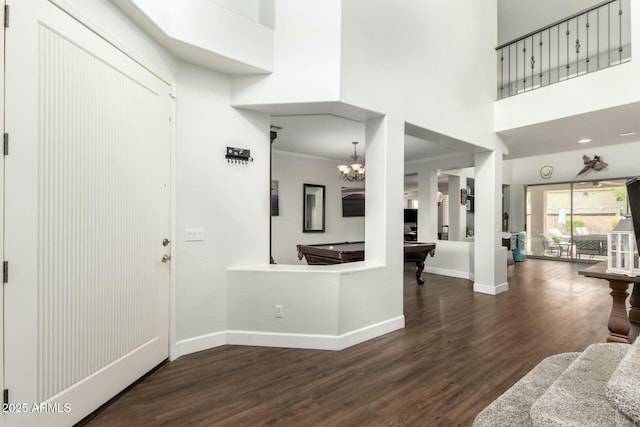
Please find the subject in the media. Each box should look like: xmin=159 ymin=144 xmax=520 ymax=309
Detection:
xmin=38 ymin=24 xmax=162 ymax=401
xmin=5 ymin=2 xmax=170 ymax=425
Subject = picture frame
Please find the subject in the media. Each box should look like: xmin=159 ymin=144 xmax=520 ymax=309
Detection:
xmin=341 ymin=187 xmax=365 ymax=217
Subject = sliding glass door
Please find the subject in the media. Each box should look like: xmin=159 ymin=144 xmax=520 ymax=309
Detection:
xmin=526 ymin=179 xmax=630 ymax=261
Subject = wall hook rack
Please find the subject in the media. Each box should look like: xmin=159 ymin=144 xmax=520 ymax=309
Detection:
xmin=226 ymin=146 xmax=254 ymax=165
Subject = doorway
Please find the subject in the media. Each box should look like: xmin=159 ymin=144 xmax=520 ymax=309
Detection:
xmin=4 ymin=2 xmax=172 ymax=424
xmin=526 ymin=179 xmax=630 ymax=261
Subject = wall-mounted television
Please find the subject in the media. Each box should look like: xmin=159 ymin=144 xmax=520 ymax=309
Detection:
xmin=404 ymin=208 xmax=417 ymax=224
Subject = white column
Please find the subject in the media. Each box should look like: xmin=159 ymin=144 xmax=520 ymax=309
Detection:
xmin=417 ymin=169 xmax=438 ymax=242
xmin=364 ymin=115 xmax=404 ymax=266
xmin=473 ymin=150 xmax=508 ymax=295
xmin=448 ymin=174 xmax=466 ymax=241
xmin=530 ymin=187 xmax=546 ymax=255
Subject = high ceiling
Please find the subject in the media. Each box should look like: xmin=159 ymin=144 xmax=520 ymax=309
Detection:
xmin=271 ymin=103 xmax=640 ymax=199
xmin=269 ymin=1 xmax=639 ymax=165
xmin=270 ymin=115 xmax=457 ymax=163
xmin=271 ymin=98 xmax=640 ymax=165
xmin=497 ymin=102 xmax=640 ymax=159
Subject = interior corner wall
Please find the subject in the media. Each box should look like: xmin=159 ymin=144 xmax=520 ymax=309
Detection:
xmin=61 ymin=0 xmax=178 ymax=79
xmin=505 ymin=140 xmax=640 ymax=232
xmin=211 ymin=0 xmax=261 ymax=23
xmin=340 ymin=0 xmax=500 ymax=151
xmin=271 ymin=151 xmax=365 ymax=264
xmin=230 ymin=0 xmax=342 ymax=105
xmin=175 ymin=63 xmax=271 ymax=342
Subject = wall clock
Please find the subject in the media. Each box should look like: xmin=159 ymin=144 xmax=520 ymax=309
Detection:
xmin=540 ymin=165 xmax=553 ymax=179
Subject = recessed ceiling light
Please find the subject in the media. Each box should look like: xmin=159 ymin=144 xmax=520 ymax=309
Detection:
xmin=620 ymin=131 xmax=637 ymax=137
xmin=578 ymin=138 xmax=592 ymax=144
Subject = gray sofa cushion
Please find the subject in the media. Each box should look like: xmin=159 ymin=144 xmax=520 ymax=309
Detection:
xmin=473 ymin=352 xmax=580 ymax=427
xmin=530 ymin=343 xmax=633 ymax=427
xmin=606 ymin=339 xmax=640 ymax=424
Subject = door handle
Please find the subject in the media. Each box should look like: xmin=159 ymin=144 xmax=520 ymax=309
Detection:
xmin=162 ymin=238 xmax=170 ymax=247
xmin=162 ymin=254 xmax=171 ymax=263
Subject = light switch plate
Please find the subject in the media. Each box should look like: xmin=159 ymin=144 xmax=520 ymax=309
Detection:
xmin=185 ymin=228 xmax=204 ymax=241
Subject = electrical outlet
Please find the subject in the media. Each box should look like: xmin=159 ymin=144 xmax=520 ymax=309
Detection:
xmin=275 ymin=304 xmax=284 ymax=318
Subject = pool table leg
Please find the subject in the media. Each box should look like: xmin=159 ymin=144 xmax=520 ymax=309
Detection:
xmin=416 ymin=261 xmax=425 ymax=285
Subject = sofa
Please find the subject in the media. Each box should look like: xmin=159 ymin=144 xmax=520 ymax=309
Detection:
xmin=473 ymin=338 xmax=640 ymax=426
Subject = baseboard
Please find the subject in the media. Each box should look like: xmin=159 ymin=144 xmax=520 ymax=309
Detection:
xmin=174 ymin=317 xmax=405 ymax=357
xmin=425 ymin=266 xmax=473 ymax=280
xmin=228 ymin=316 xmax=405 ymax=351
xmin=226 ymin=330 xmax=340 ymax=350
xmin=337 ymin=316 xmax=405 ymax=350
xmin=473 ymin=281 xmax=509 ymax=295
xmin=173 ymin=331 xmax=227 ymax=359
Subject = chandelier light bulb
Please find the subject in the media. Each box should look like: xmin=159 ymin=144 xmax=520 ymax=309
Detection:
xmin=337 ymin=141 xmax=365 ymax=182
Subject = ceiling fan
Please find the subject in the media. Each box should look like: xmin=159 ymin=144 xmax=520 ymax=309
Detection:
xmin=576 ymin=155 xmax=608 ymax=176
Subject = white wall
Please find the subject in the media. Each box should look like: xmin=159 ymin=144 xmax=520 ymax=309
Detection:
xmin=226 ymin=262 xmax=404 ymax=350
xmin=272 ymin=151 xmax=365 ymax=264
xmin=175 ymin=63 xmax=270 ymax=343
xmin=340 ymin=0 xmax=502 ymax=152
xmin=498 ymin=0 xmax=601 ymax=45
xmin=61 ymin=0 xmax=178 ymax=79
xmin=495 ymin=1 xmax=640 ymax=132
xmin=506 ymin=139 xmax=640 ymax=232
xmin=227 ymin=263 xmax=401 ymax=337
xmin=425 ymin=241 xmax=474 ymax=280
xmin=225 ymin=115 xmax=405 ymax=351
xmin=211 ymin=0 xmax=260 ymax=23
xmin=209 ymin=0 xmax=274 ymax=28
xmin=231 ymin=0 xmax=342 ymax=105
xmin=113 ymin=0 xmax=274 ymax=73
xmin=231 ymin=0 xmax=508 ymax=291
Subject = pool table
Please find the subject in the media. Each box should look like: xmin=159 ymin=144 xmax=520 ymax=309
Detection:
xmin=296 ymin=241 xmax=436 ymax=285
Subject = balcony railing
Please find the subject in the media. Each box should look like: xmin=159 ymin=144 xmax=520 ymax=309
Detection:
xmin=496 ymin=0 xmax=631 ymax=99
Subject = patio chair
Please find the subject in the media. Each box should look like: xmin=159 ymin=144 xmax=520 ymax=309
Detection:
xmin=540 ymin=233 xmax=568 ymax=257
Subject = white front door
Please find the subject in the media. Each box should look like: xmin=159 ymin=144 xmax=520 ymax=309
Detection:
xmin=4 ymin=1 xmax=171 ymax=425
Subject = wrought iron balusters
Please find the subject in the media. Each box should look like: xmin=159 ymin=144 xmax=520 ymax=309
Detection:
xmin=495 ymin=0 xmax=629 ymax=99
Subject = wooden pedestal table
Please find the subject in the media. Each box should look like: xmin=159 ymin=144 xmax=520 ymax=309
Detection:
xmin=579 ymin=262 xmax=640 ymax=343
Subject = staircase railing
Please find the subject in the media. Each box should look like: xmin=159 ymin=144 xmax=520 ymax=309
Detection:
xmin=496 ymin=0 xmax=631 ymax=99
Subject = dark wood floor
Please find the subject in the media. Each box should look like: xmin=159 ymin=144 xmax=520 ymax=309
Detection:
xmin=85 ymin=260 xmax=638 ymax=426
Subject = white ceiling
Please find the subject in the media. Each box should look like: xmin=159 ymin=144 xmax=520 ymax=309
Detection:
xmin=270 ymin=115 xmax=365 ymax=161
xmin=271 ymin=102 xmax=640 ymax=197
xmin=270 ymin=114 xmax=469 ymax=199
xmin=271 ymin=96 xmax=640 ymax=165
xmin=270 ymin=115 xmax=458 ymax=163
xmin=498 ymin=102 xmax=640 ymax=159
xmin=498 ymin=0 xmax=600 ymax=45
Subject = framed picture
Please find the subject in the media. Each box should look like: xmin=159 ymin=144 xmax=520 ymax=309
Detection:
xmin=341 ymin=187 xmax=365 ymax=217
xmin=271 ymin=180 xmax=279 ymax=216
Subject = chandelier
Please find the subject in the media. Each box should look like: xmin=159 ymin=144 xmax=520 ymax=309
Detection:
xmin=337 ymin=141 xmax=365 ymax=182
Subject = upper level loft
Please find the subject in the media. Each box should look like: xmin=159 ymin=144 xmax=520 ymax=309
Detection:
xmin=496 ymin=0 xmax=630 ymax=100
